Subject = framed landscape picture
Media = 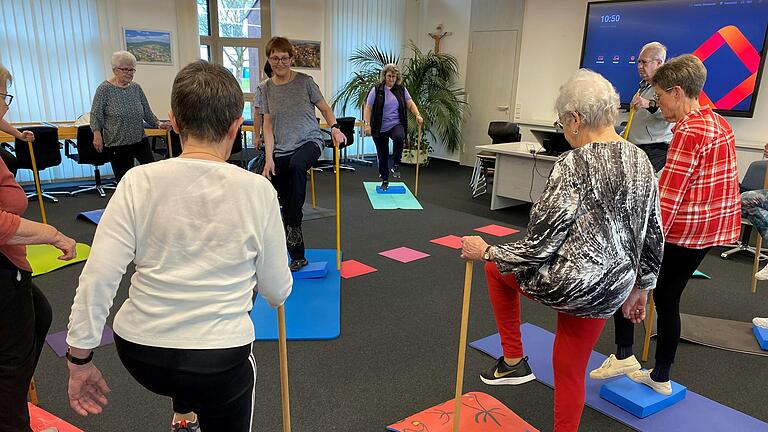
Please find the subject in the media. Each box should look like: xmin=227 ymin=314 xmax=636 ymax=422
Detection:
xmin=290 ymin=39 xmax=321 ymax=69
xmin=123 ymin=28 xmax=173 ymax=65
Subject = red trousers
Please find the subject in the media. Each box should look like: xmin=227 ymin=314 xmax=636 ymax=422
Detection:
xmin=484 ymin=262 xmax=606 ymax=432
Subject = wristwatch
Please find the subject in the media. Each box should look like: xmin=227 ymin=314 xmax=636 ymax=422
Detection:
xmin=482 ymin=245 xmax=493 ymax=261
xmin=331 ymin=123 xmax=341 ymax=130
xmin=66 ymin=348 xmax=94 ymax=365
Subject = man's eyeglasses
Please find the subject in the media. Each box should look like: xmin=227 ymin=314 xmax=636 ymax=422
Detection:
xmin=637 ymin=59 xmax=659 ymax=66
xmin=116 ymin=67 xmax=136 ymax=73
xmin=269 ymin=56 xmax=292 ymax=64
xmin=1 ymin=93 xmax=13 ymax=107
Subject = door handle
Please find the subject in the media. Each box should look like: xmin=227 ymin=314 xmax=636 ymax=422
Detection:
xmin=497 ymin=106 xmax=509 ymax=111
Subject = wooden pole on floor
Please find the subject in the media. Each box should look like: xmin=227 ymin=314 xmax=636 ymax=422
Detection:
xmin=27 ymin=142 xmax=48 ymax=224
xmin=452 ymin=260 xmax=473 ymax=432
xmin=641 ymin=296 xmax=655 ymax=362
xmin=334 ymin=139 xmax=341 ymax=270
xmin=277 ymin=305 xmax=291 ymax=432
xmin=415 ymin=125 xmax=422 ymax=197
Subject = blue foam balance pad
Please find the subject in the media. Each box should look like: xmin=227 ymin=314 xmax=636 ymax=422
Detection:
xmin=292 ymin=261 xmax=328 ymax=279
xmin=376 ymin=185 xmax=406 ymax=194
xmin=600 ymin=376 xmax=686 ymax=418
xmin=754 ymin=325 xmax=768 ymax=351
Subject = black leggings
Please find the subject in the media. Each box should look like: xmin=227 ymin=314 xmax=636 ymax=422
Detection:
xmin=372 ymin=124 xmax=405 ymax=181
xmin=106 ymin=139 xmax=156 ymax=182
xmin=614 ymin=242 xmax=710 ymax=367
xmin=114 ymin=335 xmax=256 ymax=432
xmin=0 ymin=266 xmax=52 ymax=432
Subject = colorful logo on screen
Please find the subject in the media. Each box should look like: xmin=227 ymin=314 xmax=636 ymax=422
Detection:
xmin=693 ymin=25 xmax=761 ymax=110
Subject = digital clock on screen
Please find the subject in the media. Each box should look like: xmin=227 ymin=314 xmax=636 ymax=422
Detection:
xmin=601 ymin=14 xmax=621 ymax=23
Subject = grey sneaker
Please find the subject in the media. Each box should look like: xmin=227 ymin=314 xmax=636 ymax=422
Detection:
xmin=171 ymin=418 xmax=200 ymax=432
xmin=391 ymin=165 xmax=401 ymax=179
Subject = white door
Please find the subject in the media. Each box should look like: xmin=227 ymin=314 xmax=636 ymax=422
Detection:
xmin=460 ymin=30 xmax=518 ymax=167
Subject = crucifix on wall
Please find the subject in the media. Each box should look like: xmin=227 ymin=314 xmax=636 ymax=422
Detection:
xmin=428 ymin=24 xmax=452 ymax=54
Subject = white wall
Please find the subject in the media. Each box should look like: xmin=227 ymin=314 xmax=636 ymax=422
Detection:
xmin=96 ymin=0 xmax=199 ymax=120
xmin=272 ymin=0 xmax=327 ymax=96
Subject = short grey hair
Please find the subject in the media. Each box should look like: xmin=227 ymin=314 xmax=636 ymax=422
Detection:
xmin=651 ymin=54 xmax=707 ymax=99
xmin=640 ymin=42 xmax=667 ymax=63
xmin=0 ymin=64 xmax=11 ymax=87
xmin=111 ymin=50 xmax=137 ymax=69
xmin=379 ymin=63 xmax=402 ymax=85
xmin=555 ymin=69 xmax=619 ymax=129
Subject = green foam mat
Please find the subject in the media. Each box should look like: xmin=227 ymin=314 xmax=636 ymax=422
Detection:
xmin=27 ymin=243 xmax=90 ymax=277
xmin=363 ymin=182 xmax=422 ymax=210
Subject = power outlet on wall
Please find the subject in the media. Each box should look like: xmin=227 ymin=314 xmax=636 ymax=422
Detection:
xmin=514 ymin=103 xmax=522 ymax=121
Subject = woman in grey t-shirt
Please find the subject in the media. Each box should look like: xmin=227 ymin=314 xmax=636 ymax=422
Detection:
xmin=261 ymin=37 xmax=346 ymax=272
xmin=90 ymin=51 xmax=169 ymax=182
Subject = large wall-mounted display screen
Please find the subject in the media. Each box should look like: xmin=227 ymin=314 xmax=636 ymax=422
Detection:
xmin=581 ymin=0 xmax=768 ymax=117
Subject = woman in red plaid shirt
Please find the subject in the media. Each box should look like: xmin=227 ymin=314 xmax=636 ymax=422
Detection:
xmin=591 ymin=54 xmax=740 ymax=394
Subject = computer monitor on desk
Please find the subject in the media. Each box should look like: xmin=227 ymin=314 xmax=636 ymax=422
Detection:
xmin=530 ymin=129 xmax=571 ymax=156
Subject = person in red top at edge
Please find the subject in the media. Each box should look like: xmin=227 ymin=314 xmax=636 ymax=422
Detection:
xmin=591 ymin=54 xmax=741 ymax=395
xmin=0 ymin=63 xmax=77 ymax=432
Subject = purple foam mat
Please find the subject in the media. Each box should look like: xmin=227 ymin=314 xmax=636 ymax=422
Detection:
xmin=46 ymin=326 xmax=114 ymax=358
xmin=469 ymin=323 xmax=768 ymax=432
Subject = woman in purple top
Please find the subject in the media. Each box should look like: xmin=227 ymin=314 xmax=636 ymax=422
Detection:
xmin=363 ymin=63 xmax=423 ymax=191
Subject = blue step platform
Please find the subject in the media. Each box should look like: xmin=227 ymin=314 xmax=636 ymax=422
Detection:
xmin=376 ymin=185 xmax=406 ymax=194
xmin=600 ymin=376 xmax=687 ymax=418
xmin=754 ymin=325 xmax=768 ymax=351
xmin=292 ymin=261 xmax=328 ymax=279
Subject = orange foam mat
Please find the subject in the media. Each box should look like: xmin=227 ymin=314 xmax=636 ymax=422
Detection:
xmin=387 ymin=392 xmax=539 ymax=432
xmin=28 ymin=403 xmax=83 ymax=432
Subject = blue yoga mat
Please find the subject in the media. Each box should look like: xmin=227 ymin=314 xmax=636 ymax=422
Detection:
xmin=250 ymin=249 xmax=340 ymax=340
xmin=470 ymin=323 xmax=768 ymax=432
xmin=363 ymin=182 xmax=422 ymax=210
xmin=77 ymin=209 xmax=104 ymax=224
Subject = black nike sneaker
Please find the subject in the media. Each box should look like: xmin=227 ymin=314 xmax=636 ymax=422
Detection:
xmin=480 ymin=356 xmax=536 ymax=386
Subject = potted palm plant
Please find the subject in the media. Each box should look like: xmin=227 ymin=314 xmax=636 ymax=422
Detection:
xmin=332 ymin=42 xmax=468 ymax=165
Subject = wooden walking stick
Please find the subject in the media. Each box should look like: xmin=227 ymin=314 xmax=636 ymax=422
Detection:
xmin=415 ymin=124 xmax=422 ymax=197
xmin=27 ymin=141 xmax=48 ymax=224
xmin=641 ymin=295 xmax=655 ymax=362
xmin=334 ymin=137 xmax=341 ymax=270
xmin=277 ymin=305 xmax=291 ymax=432
xmin=452 ymin=260 xmax=473 ymax=432
xmin=309 ymin=168 xmax=316 ymax=209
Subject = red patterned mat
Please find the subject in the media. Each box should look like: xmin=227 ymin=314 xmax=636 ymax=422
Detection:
xmin=28 ymin=403 xmax=83 ymax=432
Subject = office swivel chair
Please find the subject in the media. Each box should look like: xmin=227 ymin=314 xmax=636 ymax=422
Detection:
xmin=721 ymin=159 xmax=768 ymax=261
xmin=64 ymin=126 xmax=116 ymax=197
xmin=470 ymin=122 xmax=522 ymax=198
xmin=318 ymin=117 xmax=356 ymax=172
xmin=14 ymin=126 xmax=69 ymax=202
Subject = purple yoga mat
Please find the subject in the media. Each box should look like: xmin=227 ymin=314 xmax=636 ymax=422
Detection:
xmin=469 ymin=323 xmax=768 ymax=432
xmin=46 ymin=326 xmax=114 ymax=358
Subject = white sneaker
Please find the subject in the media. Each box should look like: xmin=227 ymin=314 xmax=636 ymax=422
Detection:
xmin=627 ymin=369 xmax=672 ymax=395
xmin=753 ymin=317 xmax=768 ymax=329
xmin=589 ymin=354 xmax=641 ymax=379
xmin=755 ymin=264 xmax=768 ymax=280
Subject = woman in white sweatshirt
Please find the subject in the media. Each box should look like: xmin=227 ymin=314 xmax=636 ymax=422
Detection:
xmin=65 ymin=61 xmax=292 ymax=432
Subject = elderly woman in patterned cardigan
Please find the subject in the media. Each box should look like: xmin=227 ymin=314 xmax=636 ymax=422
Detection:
xmin=462 ymin=69 xmax=664 ymax=432
xmin=90 ymin=50 xmax=169 ymax=182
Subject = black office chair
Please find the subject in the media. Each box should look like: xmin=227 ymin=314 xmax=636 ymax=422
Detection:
xmin=64 ymin=126 xmax=116 ymax=197
xmin=318 ymin=116 xmax=356 ymax=172
xmin=14 ymin=126 xmax=69 ymax=202
xmin=721 ymin=159 xmax=768 ymax=260
xmin=471 ymin=122 xmax=521 ymax=198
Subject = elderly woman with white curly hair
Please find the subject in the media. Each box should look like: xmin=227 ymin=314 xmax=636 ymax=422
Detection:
xmin=90 ymin=50 xmax=169 ymax=182
xmin=363 ymin=63 xmax=423 ymax=191
xmin=461 ymin=69 xmax=664 ymax=431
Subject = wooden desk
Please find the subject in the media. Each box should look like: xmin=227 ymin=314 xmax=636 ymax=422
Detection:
xmin=241 ymin=121 xmax=364 ymax=137
xmin=1 ymin=122 xmax=167 ymax=142
xmin=476 ymin=141 xmax=560 ymax=209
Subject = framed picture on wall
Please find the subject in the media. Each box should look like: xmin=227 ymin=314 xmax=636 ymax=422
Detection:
xmin=123 ymin=28 xmax=173 ymax=65
xmin=290 ymin=40 xmax=321 ymax=69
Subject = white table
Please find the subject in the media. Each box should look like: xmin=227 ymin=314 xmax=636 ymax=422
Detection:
xmin=476 ymin=142 xmax=560 ymax=209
